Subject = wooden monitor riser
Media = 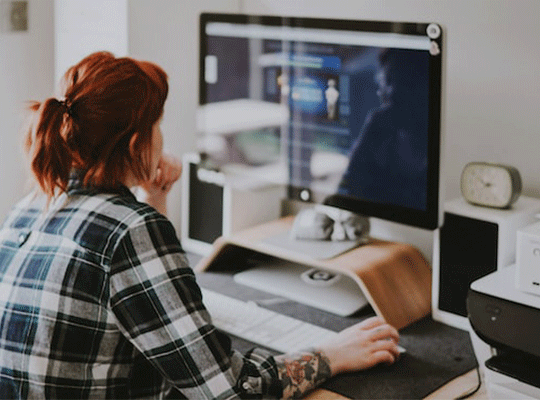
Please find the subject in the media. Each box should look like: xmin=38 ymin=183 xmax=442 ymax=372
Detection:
xmin=195 ymin=216 xmax=431 ymax=330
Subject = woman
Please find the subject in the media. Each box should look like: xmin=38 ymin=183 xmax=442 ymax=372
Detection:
xmin=0 ymin=52 xmax=400 ymax=399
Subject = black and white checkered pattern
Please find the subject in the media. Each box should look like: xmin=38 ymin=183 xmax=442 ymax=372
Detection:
xmin=0 ymin=174 xmax=280 ymax=399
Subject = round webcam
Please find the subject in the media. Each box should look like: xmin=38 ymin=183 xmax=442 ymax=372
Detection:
xmin=427 ymin=23 xmax=441 ymax=39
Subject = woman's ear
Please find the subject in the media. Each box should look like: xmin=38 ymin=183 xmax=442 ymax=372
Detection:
xmin=129 ymin=132 xmax=139 ymax=159
xmin=128 ymin=132 xmax=151 ymax=182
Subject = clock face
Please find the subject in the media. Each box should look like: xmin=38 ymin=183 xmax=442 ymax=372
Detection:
xmin=460 ymin=162 xmax=521 ymax=208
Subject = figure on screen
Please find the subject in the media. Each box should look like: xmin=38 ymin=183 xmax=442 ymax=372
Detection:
xmin=278 ymin=73 xmax=290 ymax=104
xmin=325 ymin=78 xmax=339 ymax=120
xmin=337 ymin=48 xmax=430 ymax=211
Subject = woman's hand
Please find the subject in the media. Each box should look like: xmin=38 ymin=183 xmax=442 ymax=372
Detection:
xmin=140 ymin=153 xmax=182 ymax=215
xmin=319 ymin=316 xmax=400 ymax=376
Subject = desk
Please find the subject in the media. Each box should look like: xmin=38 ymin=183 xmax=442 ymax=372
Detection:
xmin=304 ymin=369 xmax=487 ymax=399
xmin=193 ymin=269 xmax=480 ymax=400
xmin=424 ymin=369 xmax=487 ymax=399
xmin=188 ymin=217 xmax=479 ymax=399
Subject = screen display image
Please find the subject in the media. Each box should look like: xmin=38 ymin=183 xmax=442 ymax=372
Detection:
xmin=199 ymin=14 xmax=444 ymax=229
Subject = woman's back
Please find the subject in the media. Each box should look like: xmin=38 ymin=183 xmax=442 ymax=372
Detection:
xmin=0 ymin=173 xmax=186 ymax=399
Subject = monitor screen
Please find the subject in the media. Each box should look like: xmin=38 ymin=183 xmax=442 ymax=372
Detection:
xmin=198 ymin=13 xmax=444 ymax=230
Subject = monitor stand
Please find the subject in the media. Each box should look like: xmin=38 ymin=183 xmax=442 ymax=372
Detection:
xmin=232 ymin=230 xmax=370 ymax=316
xmin=261 ymin=230 xmax=368 ymax=260
xmin=233 ymin=260 xmax=369 ymax=317
xmin=195 ymin=216 xmax=433 ymax=330
xmin=267 ymin=204 xmax=370 ymax=260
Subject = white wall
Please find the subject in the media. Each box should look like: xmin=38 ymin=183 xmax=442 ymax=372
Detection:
xmin=0 ymin=0 xmax=239 ymax=232
xmin=0 ymin=0 xmax=54 ymax=221
xmin=128 ymin=0 xmax=239 ymax=231
xmin=54 ymin=0 xmax=128 ymax=86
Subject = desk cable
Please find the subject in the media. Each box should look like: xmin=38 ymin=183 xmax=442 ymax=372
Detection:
xmin=453 ymin=366 xmax=482 ymax=400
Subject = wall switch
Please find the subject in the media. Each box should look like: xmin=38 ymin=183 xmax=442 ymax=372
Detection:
xmin=0 ymin=1 xmax=27 ymax=32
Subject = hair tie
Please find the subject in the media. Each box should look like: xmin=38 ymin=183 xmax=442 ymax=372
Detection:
xmin=58 ymin=98 xmax=73 ymax=117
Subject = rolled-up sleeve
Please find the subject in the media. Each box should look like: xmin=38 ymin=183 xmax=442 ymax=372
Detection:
xmin=109 ymin=214 xmax=282 ymax=399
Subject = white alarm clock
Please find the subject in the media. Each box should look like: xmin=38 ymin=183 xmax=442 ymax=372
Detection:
xmin=460 ymin=162 xmax=522 ymax=208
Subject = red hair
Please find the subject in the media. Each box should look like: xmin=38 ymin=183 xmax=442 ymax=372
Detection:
xmin=24 ymin=51 xmax=168 ymax=198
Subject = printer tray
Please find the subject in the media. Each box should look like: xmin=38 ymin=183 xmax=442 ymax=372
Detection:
xmin=485 ymin=351 xmax=540 ymax=389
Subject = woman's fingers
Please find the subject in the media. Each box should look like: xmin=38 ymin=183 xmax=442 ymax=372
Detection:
xmin=370 ymin=324 xmax=400 ymax=343
xmin=358 ymin=316 xmax=387 ymax=330
xmin=370 ymin=349 xmax=397 ymax=365
xmin=153 ymin=153 xmax=182 ymax=191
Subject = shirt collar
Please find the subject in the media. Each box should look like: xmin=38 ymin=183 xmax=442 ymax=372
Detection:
xmin=66 ymin=170 xmax=136 ymax=199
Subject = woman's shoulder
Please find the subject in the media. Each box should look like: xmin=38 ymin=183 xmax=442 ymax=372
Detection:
xmin=65 ymin=191 xmax=176 ymax=262
xmin=2 ymin=189 xmax=174 ymax=247
xmin=90 ymin=190 xmax=169 ymax=228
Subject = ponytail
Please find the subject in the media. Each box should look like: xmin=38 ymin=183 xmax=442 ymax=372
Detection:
xmin=23 ymin=51 xmax=168 ymax=198
xmin=25 ymin=98 xmax=73 ymax=198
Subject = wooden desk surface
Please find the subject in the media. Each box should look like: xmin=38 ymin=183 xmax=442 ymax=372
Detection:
xmin=305 ymin=369 xmax=487 ymax=400
xmin=424 ymin=369 xmax=487 ymax=399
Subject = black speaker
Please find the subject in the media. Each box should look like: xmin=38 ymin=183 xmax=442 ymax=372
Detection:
xmin=187 ymin=160 xmax=224 ymax=246
xmin=180 ymin=153 xmax=284 ymax=255
xmin=432 ymin=197 xmax=540 ymax=330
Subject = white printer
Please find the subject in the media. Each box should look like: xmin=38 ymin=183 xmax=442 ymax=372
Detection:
xmin=468 ymin=265 xmax=540 ymax=399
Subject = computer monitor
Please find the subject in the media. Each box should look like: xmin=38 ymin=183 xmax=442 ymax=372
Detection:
xmin=198 ymin=13 xmax=445 ymax=231
xmin=197 ymin=13 xmax=445 ymax=315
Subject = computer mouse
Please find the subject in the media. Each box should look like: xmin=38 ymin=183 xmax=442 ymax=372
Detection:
xmin=315 ymin=205 xmax=369 ymax=241
xmin=290 ymin=208 xmax=333 ymax=240
xmin=339 ymin=212 xmax=369 ymax=241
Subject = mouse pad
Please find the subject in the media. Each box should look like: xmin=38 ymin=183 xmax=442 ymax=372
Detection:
xmin=196 ymin=271 xmax=478 ymax=399
xmin=321 ymin=317 xmax=477 ymax=399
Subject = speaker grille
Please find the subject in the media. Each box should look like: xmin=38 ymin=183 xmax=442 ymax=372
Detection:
xmin=188 ymin=163 xmax=223 ymax=244
xmin=439 ymin=212 xmax=498 ymax=317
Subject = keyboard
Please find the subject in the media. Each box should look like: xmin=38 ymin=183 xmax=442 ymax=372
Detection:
xmin=201 ymin=288 xmax=406 ymax=355
xmin=201 ymin=288 xmax=338 ymax=353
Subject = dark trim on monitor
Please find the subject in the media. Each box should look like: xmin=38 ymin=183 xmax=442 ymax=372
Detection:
xmin=199 ymin=12 xmax=444 ymax=230
xmin=199 ymin=13 xmax=441 ymax=104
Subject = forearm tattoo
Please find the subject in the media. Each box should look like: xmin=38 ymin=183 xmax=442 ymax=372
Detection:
xmin=275 ymin=349 xmax=332 ymax=399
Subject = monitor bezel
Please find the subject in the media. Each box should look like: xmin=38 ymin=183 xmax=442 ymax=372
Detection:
xmin=199 ymin=12 xmax=444 ymax=230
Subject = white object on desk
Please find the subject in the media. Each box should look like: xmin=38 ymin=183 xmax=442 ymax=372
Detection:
xmin=201 ymin=287 xmax=338 ymax=353
xmin=469 ymin=266 xmax=540 ymax=400
xmin=516 ymin=220 xmax=540 ymax=296
xmin=202 ymin=288 xmax=405 ymax=355
xmin=233 ymin=262 xmax=368 ymax=316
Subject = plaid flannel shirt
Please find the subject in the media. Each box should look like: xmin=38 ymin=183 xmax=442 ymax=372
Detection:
xmin=0 ymin=176 xmax=282 ymax=399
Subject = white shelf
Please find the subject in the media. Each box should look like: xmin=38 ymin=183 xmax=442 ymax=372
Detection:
xmin=196 ymin=99 xmax=289 ymax=136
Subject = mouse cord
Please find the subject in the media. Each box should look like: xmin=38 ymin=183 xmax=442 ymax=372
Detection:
xmin=453 ymin=366 xmax=482 ymax=400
